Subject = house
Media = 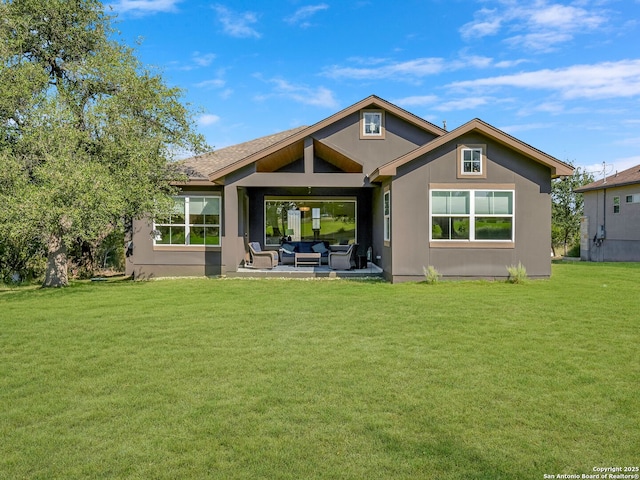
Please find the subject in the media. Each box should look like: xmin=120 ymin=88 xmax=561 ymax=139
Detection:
xmin=574 ymin=164 xmax=640 ymax=262
xmin=127 ymin=95 xmax=573 ymax=282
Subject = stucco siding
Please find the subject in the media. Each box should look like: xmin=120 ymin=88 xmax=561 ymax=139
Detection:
xmin=315 ymin=112 xmax=438 ymax=174
xmin=388 ymin=133 xmax=552 ymax=281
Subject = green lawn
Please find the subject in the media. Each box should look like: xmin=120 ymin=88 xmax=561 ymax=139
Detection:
xmin=1 ymin=263 xmax=638 ymax=479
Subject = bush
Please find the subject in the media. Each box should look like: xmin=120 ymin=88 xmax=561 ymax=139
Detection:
xmin=423 ymin=265 xmax=442 ymax=284
xmin=506 ymin=262 xmax=528 ymax=284
xmin=566 ymin=244 xmax=580 ymax=257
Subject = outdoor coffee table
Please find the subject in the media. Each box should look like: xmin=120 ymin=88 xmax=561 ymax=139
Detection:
xmin=294 ymin=252 xmax=321 ymax=267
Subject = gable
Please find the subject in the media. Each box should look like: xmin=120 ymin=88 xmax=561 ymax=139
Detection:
xmin=206 ymin=95 xmax=446 ymax=183
xmin=370 ymin=119 xmax=573 ymax=182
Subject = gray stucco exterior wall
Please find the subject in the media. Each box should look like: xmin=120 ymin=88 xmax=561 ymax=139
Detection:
xmin=387 ymin=133 xmax=552 ymax=282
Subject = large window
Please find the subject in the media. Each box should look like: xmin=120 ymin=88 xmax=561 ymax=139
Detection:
xmin=383 ymin=190 xmax=391 ymax=242
xmin=265 ymin=199 xmax=356 ymax=246
xmin=431 ymin=190 xmax=514 ymax=242
xmin=154 ymin=196 xmax=221 ymax=246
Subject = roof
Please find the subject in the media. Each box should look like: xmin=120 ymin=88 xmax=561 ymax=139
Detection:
xmin=575 ymin=163 xmax=640 ymax=193
xmin=177 ymin=126 xmax=308 ymax=181
xmin=370 ymin=118 xmax=573 ymax=181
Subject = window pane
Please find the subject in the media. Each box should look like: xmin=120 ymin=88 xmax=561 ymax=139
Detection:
xmin=190 ymin=226 xmax=205 ymax=245
xmin=475 ymin=217 xmax=512 ymax=240
xmin=384 ymin=192 xmax=390 ymax=215
xmin=475 ymin=191 xmax=512 ymax=214
xmin=432 ymin=217 xmax=469 ymax=240
xmin=190 ymin=197 xmax=220 ymax=225
xmin=475 ymin=192 xmax=491 ymax=214
xmin=450 ymin=192 xmax=470 ymax=214
xmin=432 ymin=192 xmax=449 ymax=214
xmin=493 ymin=192 xmax=512 ymax=214
xmin=205 ymin=227 xmax=220 ymax=245
xmin=156 ymin=225 xmax=171 ymax=244
xmin=170 ymin=226 xmax=185 ymax=244
xmin=170 ymin=198 xmax=185 ymax=224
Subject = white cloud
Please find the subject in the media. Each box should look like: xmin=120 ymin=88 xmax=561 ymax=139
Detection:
xmin=109 ymin=0 xmax=181 ymax=15
xmin=323 ymin=54 xmax=522 ymax=83
xmin=434 ymin=97 xmax=492 ymax=112
xmin=449 ymin=60 xmax=640 ymax=100
xmin=256 ymin=78 xmax=338 ymax=109
xmin=192 ymin=52 xmax=216 ymax=67
xmin=198 ymin=114 xmax=221 ymax=126
xmin=498 ymin=122 xmax=550 ymax=134
xmin=284 ymin=4 xmax=329 ymax=27
xmin=323 ymin=57 xmax=447 ymax=82
xmin=392 ymin=95 xmax=439 ymax=107
xmin=213 ymin=5 xmax=261 ymax=38
xmin=611 ymin=156 xmax=640 ymax=172
xmin=195 ymin=79 xmax=226 ymax=89
xmin=460 ymin=1 xmax=609 ymax=51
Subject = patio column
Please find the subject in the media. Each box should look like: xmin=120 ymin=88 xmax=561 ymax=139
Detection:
xmin=222 ymin=184 xmax=241 ymax=274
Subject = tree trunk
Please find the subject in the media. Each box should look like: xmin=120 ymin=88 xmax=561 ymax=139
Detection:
xmin=43 ymin=234 xmax=69 ymax=287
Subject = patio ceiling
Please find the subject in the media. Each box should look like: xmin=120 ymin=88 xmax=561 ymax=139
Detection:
xmin=253 ymin=138 xmax=363 ymax=174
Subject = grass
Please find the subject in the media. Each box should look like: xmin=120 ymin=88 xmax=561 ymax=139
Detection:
xmin=1 ymin=262 xmax=638 ymax=479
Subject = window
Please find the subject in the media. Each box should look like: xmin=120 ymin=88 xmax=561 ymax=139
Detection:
xmin=361 ymin=110 xmax=384 ymax=138
xmin=154 ymin=196 xmax=221 ymax=246
xmin=462 ymin=148 xmax=482 ymax=174
xmin=626 ymin=194 xmax=640 ymax=203
xmin=431 ymin=190 xmax=514 ymax=242
xmin=613 ymin=196 xmax=620 ymax=213
xmin=265 ymin=199 xmax=356 ymax=246
xmin=383 ymin=190 xmax=391 ymax=242
xmin=457 ymin=144 xmax=486 ymax=178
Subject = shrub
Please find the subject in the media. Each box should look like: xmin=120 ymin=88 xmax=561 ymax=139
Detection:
xmin=506 ymin=262 xmax=528 ymax=284
xmin=566 ymin=244 xmax=581 ymax=257
xmin=423 ymin=265 xmax=442 ymax=284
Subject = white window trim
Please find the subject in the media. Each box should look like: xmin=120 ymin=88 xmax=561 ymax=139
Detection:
xmin=613 ymin=196 xmax=620 ymax=214
xmin=383 ymin=189 xmax=391 ymax=243
xmin=153 ymin=195 xmax=222 ymax=246
xmin=429 ymin=189 xmax=515 ymax=242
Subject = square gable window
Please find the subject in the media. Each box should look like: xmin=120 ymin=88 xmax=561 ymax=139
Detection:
xmin=361 ymin=110 xmax=385 ymax=139
xmin=457 ymin=144 xmax=487 ymax=179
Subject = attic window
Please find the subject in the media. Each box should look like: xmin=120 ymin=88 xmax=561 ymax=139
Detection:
xmin=457 ymin=144 xmax=487 ymax=179
xmin=361 ymin=110 xmax=385 ymax=139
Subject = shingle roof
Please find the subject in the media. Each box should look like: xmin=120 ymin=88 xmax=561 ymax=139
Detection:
xmin=177 ymin=126 xmax=308 ymax=180
xmin=575 ymin=163 xmax=640 ymax=192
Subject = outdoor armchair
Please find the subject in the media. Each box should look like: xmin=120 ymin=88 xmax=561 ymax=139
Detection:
xmin=328 ymin=243 xmax=358 ymax=270
xmin=247 ymin=242 xmax=278 ymax=269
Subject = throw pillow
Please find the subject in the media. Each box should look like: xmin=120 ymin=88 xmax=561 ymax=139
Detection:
xmin=312 ymin=242 xmax=328 ymax=254
xmin=281 ymin=243 xmax=296 ymax=254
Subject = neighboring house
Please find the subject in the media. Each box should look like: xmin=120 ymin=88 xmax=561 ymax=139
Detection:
xmin=127 ymin=95 xmax=573 ymax=282
xmin=575 ymin=164 xmax=640 ymax=262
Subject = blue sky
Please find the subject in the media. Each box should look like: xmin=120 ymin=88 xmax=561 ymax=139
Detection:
xmin=109 ymin=0 xmax=640 ymax=176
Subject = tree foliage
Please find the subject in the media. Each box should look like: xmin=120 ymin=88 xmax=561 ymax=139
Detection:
xmin=551 ymin=165 xmax=594 ymax=256
xmin=0 ymin=0 xmax=207 ymax=286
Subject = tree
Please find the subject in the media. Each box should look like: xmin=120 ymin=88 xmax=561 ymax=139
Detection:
xmin=551 ymin=165 xmax=594 ymax=256
xmin=0 ymin=0 xmax=207 ymax=286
